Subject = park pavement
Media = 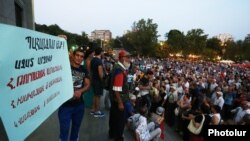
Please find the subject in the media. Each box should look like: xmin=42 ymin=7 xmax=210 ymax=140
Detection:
xmin=1 ymin=107 xmax=182 ymax=141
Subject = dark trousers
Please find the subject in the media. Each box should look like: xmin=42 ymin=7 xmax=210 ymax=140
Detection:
xmin=141 ymin=94 xmax=151 ymax=111
xmin=109 ymin=101 xmax=126 ymax=141
xmin=58 ymin=102 xmax=85 ymax=141
xmin=166 ymin=102 xmax=176 ymax=127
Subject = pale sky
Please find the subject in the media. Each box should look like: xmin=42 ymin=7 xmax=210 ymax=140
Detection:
xmin=34 ymin=0 xmax=250 ymax=41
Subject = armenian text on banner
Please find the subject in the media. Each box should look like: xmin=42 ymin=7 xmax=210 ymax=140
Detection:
xmin=0 ymin=23 xmax=73 ymax=141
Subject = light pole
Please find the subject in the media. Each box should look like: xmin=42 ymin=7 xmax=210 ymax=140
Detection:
xmin=101 ymin=39 xmax=103 ymax=49
xmin=221 ymin=43 xmax=226 ymax=59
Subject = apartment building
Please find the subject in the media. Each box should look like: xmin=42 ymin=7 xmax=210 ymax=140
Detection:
xmin=89 ymin=30 xmax=112 ymax=41
xmin=0 ymin=0 xmax=34 ymax=30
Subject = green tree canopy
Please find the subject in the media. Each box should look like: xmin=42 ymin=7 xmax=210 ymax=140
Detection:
xmin=165 ymin=29 xmax=185 ymax=53
xmin=185 ymin=29 xmax=208 ymax=55
xmin=35 ymin=23 xmax=89 ymax=50
xmin=122 ymin=18 xmax=159 ymax=56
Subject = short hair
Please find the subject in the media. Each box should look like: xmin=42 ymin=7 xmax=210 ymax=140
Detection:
xmin=213 ymin=105 xmax=221 ymax=113
xmin=94 ymin=47 xmax=103 ymax=55
xmin=139 ymin=105 xmax=148 ymax=116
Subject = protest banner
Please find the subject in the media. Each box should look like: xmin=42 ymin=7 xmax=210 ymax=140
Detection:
xmin=0 ymin=23 xmax=73 ymax=141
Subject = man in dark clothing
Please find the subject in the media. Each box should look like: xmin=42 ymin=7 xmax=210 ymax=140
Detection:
xmin=90 ymin=47 xmax=105 ymax=117
xmin=58 ymin=47 xmax=90 ymax=141
xmin=109 ymin=50 xmax=131 ymax=141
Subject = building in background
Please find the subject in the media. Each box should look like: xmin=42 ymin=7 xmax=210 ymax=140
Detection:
xmin=0 ymin=0 xmax=34 ymax=30
xmin=89 ymin=30 xmax=112 ymax=41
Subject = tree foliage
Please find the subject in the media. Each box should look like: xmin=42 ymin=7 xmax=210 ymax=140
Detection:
xmin=35 ymin=23 xmax=250 ymax=61
xmin=185 ymin=29 xmax=208 ymax=55
xmin=35 ymin=23 xmax=89 ymax=50
xmin=165 ymin=29 xmax=185 ymax=53
xmin=122 ymin=19 xmax=159 ymax=56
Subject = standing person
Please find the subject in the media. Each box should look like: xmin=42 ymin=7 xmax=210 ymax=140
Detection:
xmin=109 ymin=50 xmax=131 ymax=141
xmin=58 ymin=47 xmax=90 ymax=141
xmin=139 ymin=70 xmax=154 ymax=111
xmin=83 ymin=45 xmax=96 ymax=108
xmin=162 ymin=85 xmax=178 ymax=127
xmin=90 ymin=47 xmax=105 ymax=117
xmin=103 ymin=60 xmax=113 ymax=110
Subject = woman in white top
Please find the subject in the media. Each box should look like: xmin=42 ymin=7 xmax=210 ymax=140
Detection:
xmin=210 ymin=105 xmax=222 ymax=125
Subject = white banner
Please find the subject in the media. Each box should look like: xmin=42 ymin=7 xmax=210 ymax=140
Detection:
xmin=0 ymin=23 xmax=73 ymax=141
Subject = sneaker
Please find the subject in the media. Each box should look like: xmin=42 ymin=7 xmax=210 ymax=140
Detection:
xmin=94 ymin=111 xmax=105 ymax=117
xmin=90 ymin=111 xmax=95 ymax=115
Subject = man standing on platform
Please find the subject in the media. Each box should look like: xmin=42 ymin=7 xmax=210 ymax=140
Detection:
xmin=109 ymin=50 xmax=131 ymax=141
xmin=58 ymin=47 xmax=90 ymax=141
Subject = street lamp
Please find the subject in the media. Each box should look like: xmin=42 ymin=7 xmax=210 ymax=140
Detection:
xmin=101 ymin=39 xmax=103 ymax=48
xmin=221 ymin=43 xmax=227 ymax=59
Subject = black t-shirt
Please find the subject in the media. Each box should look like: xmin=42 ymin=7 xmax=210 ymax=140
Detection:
xmin=62 ymin=65 xmax=89 ymax=106
xmin=90 ymin=57 xmax=103 ymax=81
xmin=140 ymin=76 xmax=149 ymax=86
xmin=194 ymin=114 xmax=211 ymax=136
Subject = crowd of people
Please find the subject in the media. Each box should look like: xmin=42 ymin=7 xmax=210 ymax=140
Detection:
xmin=62 ymin=43 xmax=250 ymax=141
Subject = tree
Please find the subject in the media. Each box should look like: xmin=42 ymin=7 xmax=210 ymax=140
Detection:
xmin=165 ymin=29 xmax=185 ymax=54
xmin=206 ymin=37 xmax=221 ymax=51
xmin=224 ymin=41 xmax=237 ymax=60
xmin=35 ymin=23 xmax=89 ymax=50
xmin=123 ymin=18 xmax=159 ymax=56
xmin=185 ymin=29 xmax=208 ymax=55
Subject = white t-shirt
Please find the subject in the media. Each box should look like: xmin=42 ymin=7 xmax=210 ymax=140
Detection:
xmin=136 ymin=116 xmax=150 ymax=141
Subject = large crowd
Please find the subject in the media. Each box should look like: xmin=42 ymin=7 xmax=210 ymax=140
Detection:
xmin=103 ymin=55 xmax=250 ymax=141
xmin=64 ymin=45 xmax=250 ymax=141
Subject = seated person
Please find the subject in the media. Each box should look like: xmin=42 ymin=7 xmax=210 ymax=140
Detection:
xmin=135 ymin=106 xmax=161 ymax=141
xmin=127 ymin=113 xmax=141 ymax=131
xmin=125 ymin=94 xmax=137 ymax=121
xmin=150 ymin=106 xmax=165 ymax=140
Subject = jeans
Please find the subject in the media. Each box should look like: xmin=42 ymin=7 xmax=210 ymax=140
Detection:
xmin=147 ymin=122 xmax=161 ymax=141
xmin=58 ymin=102 xmax=85 ymax=141
xmin=141 ymin=94 xmax=151 ymax=111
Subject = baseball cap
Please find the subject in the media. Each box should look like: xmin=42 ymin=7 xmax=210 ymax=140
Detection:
xmin=135 ymin=87 xmax=140 ymax=91
xmin=119 ymin=50 xmax=130 ymax=58
xmin=129 ymin=94 xmax=136 ymax=100
xmin=156 ymin=106 xmax=165 ymax=115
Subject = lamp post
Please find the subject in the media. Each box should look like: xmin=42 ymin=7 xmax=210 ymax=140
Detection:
xmin=222 ymin=43 xmax=226 ymax=59
xmin=101 ymin=39 xmax=103 ymax=49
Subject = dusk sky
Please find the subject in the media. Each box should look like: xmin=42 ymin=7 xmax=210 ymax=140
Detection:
xmin=34 ymin=0 xmax=250 ymax=40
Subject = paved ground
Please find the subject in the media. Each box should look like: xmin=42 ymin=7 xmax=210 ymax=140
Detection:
xmin=1 ymin=108 xmax=182 ymax=141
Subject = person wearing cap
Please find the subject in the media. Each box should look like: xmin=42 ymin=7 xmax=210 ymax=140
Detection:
xmin=213 ymin=91 xmax=224 ymax=110
xmin=108 ymin=50 xmax=131 ymax=141
xmin=135 ymin=106 xmax=161 ymax=141
xmin=150 ymin=106 xmax=165 ymax=140
xmin=58 ymin=47 xmax=90 ymax=141
xmin=90 ymin=47 xmax=105 ymax=117
xmin=125 ymin=94 xmax=137 ymax=122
